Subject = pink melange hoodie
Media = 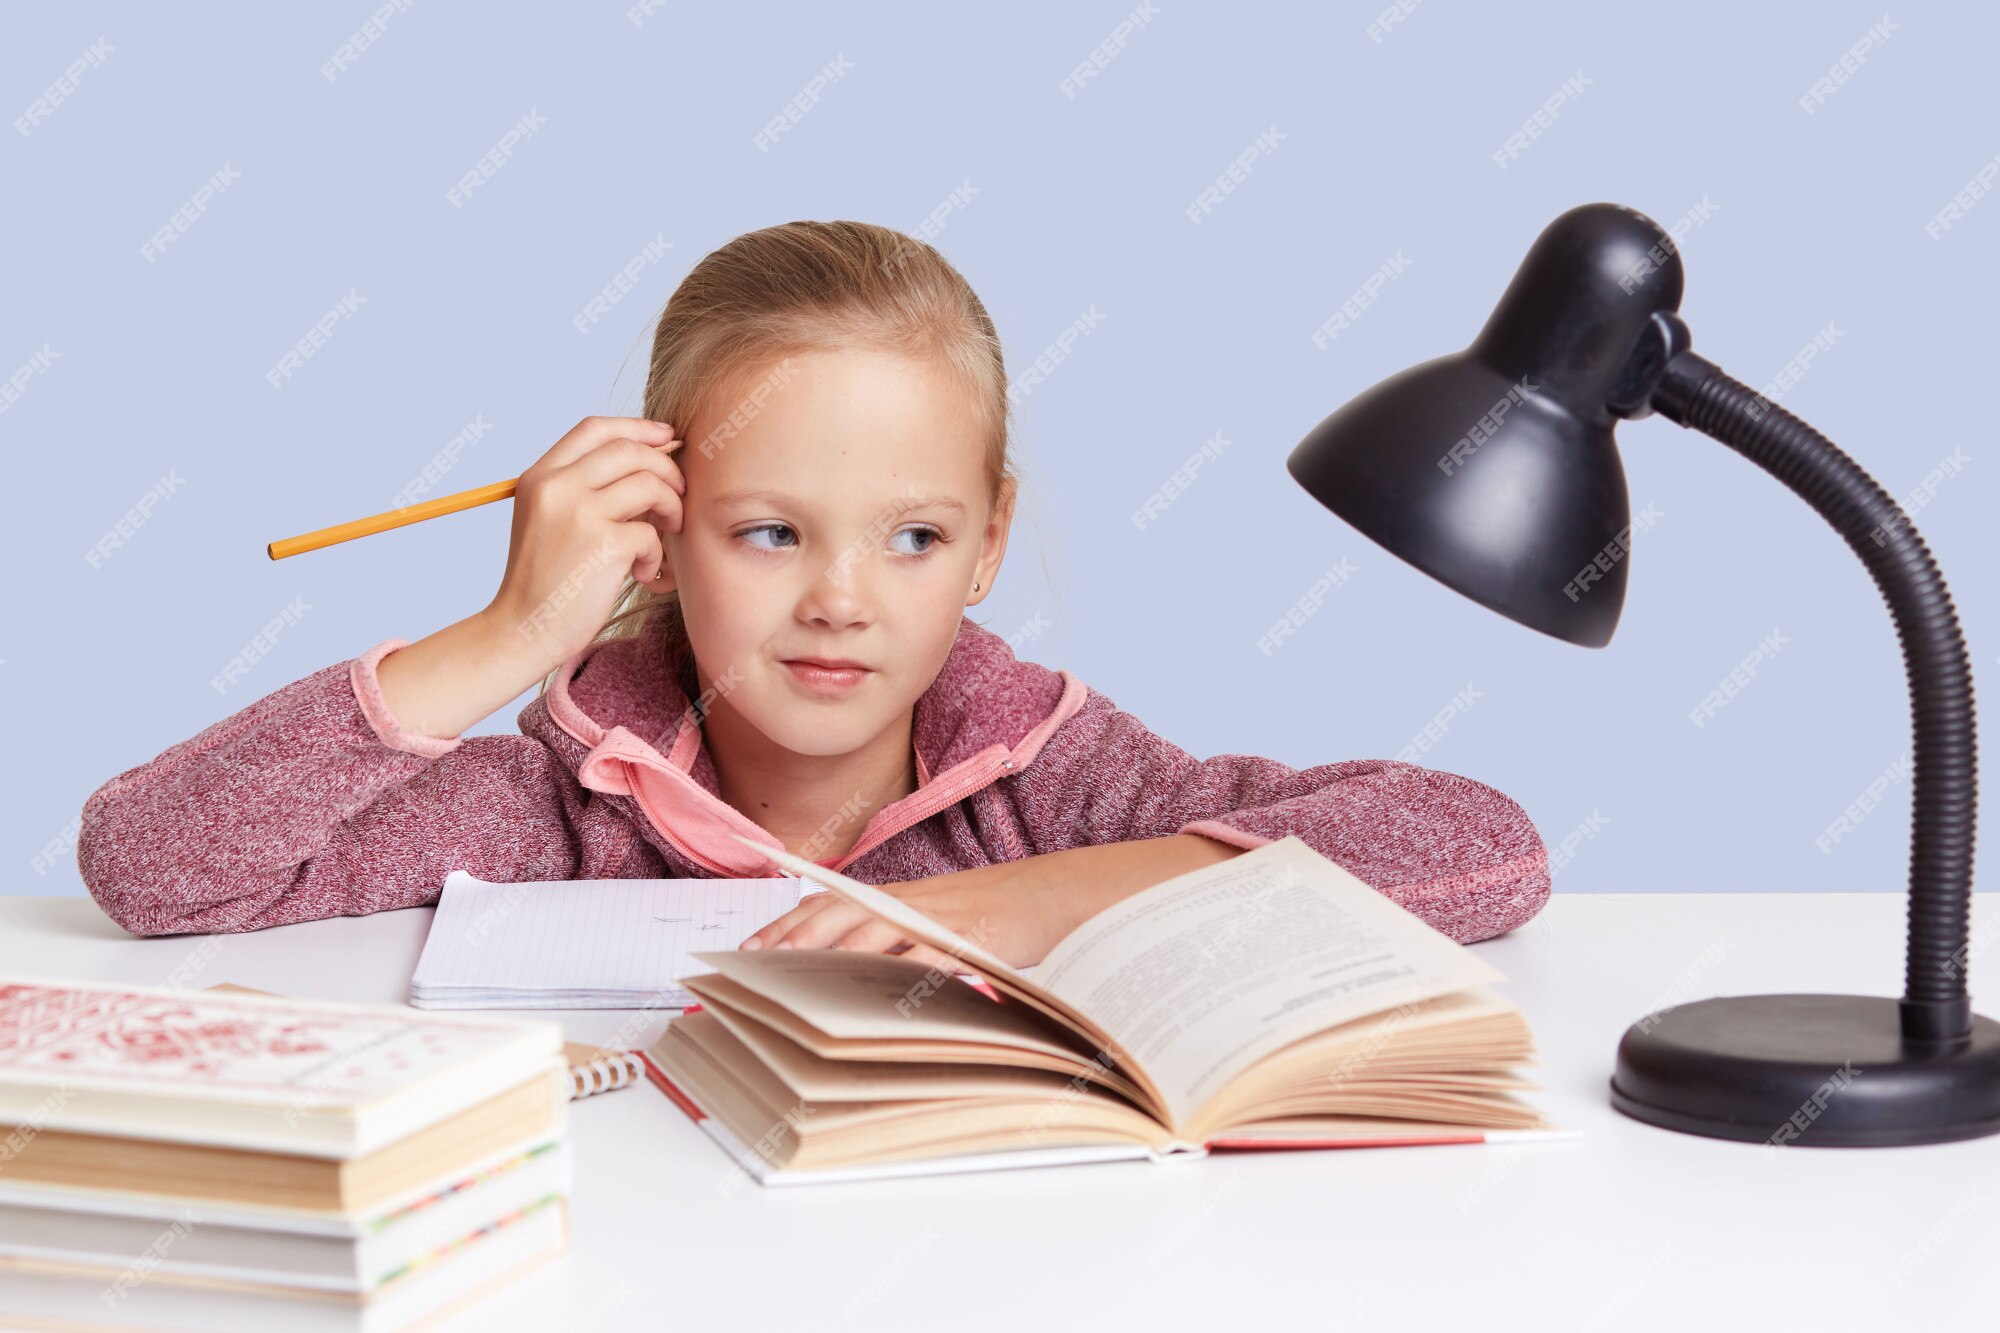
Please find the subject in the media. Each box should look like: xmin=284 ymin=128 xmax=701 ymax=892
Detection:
xmin=77 ymin=610 xmax=1551 ymax=943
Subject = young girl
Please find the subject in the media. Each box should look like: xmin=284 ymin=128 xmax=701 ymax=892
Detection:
xmin=77 ymin=220 xmax=1550 ymax=968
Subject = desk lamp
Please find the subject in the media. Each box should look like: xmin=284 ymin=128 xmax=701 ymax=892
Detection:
xmin=1286 ymin=202 xmax=1998 ymax=1146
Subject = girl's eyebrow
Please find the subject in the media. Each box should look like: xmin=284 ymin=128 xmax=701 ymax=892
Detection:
xmin=707 ymin=487 xmax=968 ymax=519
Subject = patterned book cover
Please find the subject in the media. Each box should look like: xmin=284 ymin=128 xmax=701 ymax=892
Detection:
xmin=0 ymin=977 xmax=560 ymax=1109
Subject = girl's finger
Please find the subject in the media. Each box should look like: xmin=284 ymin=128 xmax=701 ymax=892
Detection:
xmin=770 ymin=902 xmax=872 ymax=951
xmin=742 ymin=893 xmax=838 ymax=950
xmin=541 ymin=415 xmax=675 ymax=472
xmin=828 ymin=920 xmax=910 ymax=955
xmin=562 ymin=436 xmax=685 ymax=495
xmin=591 ymin=472 xmax=683 ymax=532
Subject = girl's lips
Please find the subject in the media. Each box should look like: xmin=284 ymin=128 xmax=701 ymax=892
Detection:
xmin=780 ymin=659 xmax=871 ymax=696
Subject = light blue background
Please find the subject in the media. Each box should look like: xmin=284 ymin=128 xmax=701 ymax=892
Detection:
xmin=5 ymin=2 xmax=1994 ymax=907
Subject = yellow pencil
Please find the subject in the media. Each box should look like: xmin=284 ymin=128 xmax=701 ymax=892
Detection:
xmin=267 ymin=477 xmax=519 ymax=559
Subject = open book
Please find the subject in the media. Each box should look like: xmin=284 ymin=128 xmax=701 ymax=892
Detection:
xmin=640 ymin=834 xmax=1575 ymax=1185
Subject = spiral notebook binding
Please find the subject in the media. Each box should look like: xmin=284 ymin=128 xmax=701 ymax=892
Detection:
xmin=567 ymin=1050 xmax=645 ymax=1100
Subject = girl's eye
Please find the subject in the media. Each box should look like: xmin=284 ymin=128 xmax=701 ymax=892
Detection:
xmin=738 ymin=523 xmax=797 ymax=551
xmin=890 ymin=525 xmax=941 ymax=557
xmin=744 ymin=520 xmax=944 ymax=556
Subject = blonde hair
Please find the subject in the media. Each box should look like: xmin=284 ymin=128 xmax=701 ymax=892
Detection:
xmin=536 ymin=220 xmax=1019 ymax=700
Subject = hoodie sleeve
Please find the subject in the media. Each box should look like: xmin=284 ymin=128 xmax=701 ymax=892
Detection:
xmin=77 ymin=639 xmax=586 ymax=937
xmin=1007 ymin=686 xmax=1550 ymax=944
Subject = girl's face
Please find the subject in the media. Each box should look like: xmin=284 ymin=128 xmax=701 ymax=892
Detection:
xmin=659 ymin=346 xmax=1013 ymax=759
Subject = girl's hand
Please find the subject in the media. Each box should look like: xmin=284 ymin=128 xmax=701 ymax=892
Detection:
xmin=741 ymin=860 xmax=1079 ymax=972
xmin=483 ymin=416 xmax=686 ymax=670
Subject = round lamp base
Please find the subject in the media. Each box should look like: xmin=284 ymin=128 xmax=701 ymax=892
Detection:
xmin=1610 ymin=993 xmax=2000 ymax=1147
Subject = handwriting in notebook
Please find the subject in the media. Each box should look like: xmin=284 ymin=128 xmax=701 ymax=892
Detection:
xmin=409 ymin=872 xmax=811 ymax=1010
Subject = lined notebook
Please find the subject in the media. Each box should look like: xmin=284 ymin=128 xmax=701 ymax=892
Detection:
xmin=409 ymin=871 xmax=822 ymax=1011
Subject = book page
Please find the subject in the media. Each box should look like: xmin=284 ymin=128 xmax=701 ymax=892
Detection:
xmin=687 ymin=950 xmax=1085 ymax=1055
xmin=1031 ymin=836 xmax=1505 ymax=1131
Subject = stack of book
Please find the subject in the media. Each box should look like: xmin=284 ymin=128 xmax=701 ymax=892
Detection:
xmin=0 ymin=976 xmax=571 ymax=1329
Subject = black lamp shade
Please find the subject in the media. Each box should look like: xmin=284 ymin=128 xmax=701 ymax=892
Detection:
xmin=1287 ymin=204 xmax=1690 ymax=648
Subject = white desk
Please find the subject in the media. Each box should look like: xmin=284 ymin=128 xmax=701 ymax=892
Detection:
xmin=2 ymin=891 xmax=1997 ymax=1332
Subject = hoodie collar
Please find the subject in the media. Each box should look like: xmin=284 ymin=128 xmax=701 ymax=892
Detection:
xmin=539 ymin=610 xmax=1085 ymax=874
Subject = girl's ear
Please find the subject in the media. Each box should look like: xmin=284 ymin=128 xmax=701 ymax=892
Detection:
xmin=968 ymin=476 xmax=1016 ymax=605
xmin=648 ymin=523 xmax=680 ymax=595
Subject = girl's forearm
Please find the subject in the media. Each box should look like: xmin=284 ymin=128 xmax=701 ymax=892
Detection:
xmin=1016 ymin=832 xmax=1246 ymax=935
xmin=374 ymin=610 xmax=558 ymax=742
